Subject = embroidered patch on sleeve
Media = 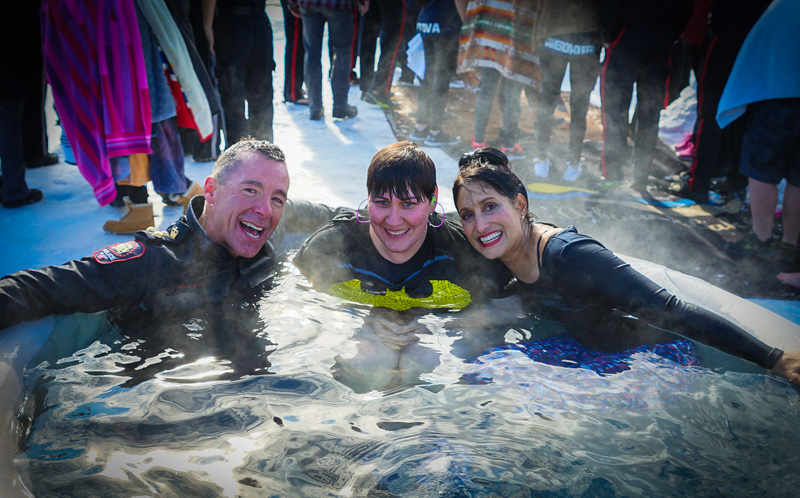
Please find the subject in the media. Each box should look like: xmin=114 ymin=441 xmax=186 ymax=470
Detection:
xmin=92 ymin=241 xmax=146 ymax=264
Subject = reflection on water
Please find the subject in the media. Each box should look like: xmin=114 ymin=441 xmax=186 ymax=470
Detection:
xmin=14 ymin=261 xmax=800 ymax=497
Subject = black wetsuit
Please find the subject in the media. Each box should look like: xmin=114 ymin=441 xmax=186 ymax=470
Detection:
xmin=0 ymin=197 xmax=339 ymax=330
xmin=519 ymin=226 xmax=783 ymax=369
xmin=294 ymin=210 xmax=513 ymax=312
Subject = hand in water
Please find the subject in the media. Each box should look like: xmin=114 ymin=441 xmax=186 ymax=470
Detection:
xmin=444 ymin=295 xmax=524 ymax=330
xmin=364 ymin=315 xmax=431 ymax=350
xmin=773 ymin=351 xmax=800 ymax=388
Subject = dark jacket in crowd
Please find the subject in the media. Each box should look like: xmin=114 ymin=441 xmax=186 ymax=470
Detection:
xmin=416 ymin=0 xmax=462 ymax=38
xmin=601 ymin=0 xmax=694 ymax=45
xmin=709 ymin=0 xmax=773 ymax=37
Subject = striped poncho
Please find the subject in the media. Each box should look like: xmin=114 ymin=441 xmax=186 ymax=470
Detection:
xmin=457 ymin=0 xmax=540 ymax=88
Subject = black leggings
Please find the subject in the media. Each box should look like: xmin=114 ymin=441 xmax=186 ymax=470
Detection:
xmin=536 ymin=48 xmax=599 ymax=164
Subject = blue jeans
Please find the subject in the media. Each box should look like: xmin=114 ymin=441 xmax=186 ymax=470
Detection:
xmin=300 ymin=6 xmax=354 ymax=113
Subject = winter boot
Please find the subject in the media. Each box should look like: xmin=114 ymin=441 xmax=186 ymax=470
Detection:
xmin=172 ymin=181 xmax=204 ymax=214
xmin=103 ymin=197 xmax=155 ymax=234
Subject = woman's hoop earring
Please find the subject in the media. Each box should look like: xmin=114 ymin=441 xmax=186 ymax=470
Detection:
xmin=356 ymin=198 xmax=369 ymax=223
xmin=427 ymin=202 xmax=446 ymax=228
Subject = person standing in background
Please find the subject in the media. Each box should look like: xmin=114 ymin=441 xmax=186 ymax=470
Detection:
xmin=672 ymin=0 xmax=772 ymax=203
xmin=668 ymin=0 xmax=713 ymax=162
xmin=396 ymin=0 xmax=420 ymax=86
xmin=715 ymin=0 xmax=800 ymax=272
xmin=360 ymin=0 xmax=407 ymax=110
xmin=19 ymin=0 xmax=59 ymax=172
xmin=407 ymin=0 xmax=462 ymax=147
xmin=531 ymin=0 xmax=602 ymax=183
xmin=456 ymin=0 xmax=539 ymax=162
xmin=280 ymin=0 xmax=309 ymax=105
xmin=357 ymin=0 xmax=382 ymax=96
xmin=203 ymin=0 xmax=276 ymax=144
xmin=599 ymin=0 xmax=693 ymax=190
xmin=0 ymin=0 xmax=46 ymax=208
xmin=288 ymin=0 xmax=364 ymax=120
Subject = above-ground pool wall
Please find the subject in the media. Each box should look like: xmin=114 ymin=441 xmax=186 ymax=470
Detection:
xmin=0 ymin=359 xmax=31 ymax=497
xmin=0 ymin=319 xmax=54 ymax=498
xmin=626 ymin=255 xmax=800 ymax=352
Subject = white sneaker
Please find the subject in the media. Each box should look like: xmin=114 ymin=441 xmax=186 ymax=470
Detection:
xmin=533 ymin=158 xmax=552 ymax=178
xmin=562 ymin=161 xmax=584 ymax=182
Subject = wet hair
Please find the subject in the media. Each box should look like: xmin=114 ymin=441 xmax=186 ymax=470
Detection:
xmin=367 ymin=141 xmax=436 ymax=202
xmin=458 ymin=146 xmax=510 ymax=171
xmin=211 ymin=138 xmax=286 ymax=184
xmin=453 ymin=147 xmax=532 ymax=220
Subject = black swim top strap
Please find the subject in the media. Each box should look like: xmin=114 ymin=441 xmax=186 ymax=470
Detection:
xmin=535 ymin=232 xmax=542 ymax=270
xmin=535 ymin=223 xmax=558 ymax=270
xmin=536 ymin=230 xmax=552 ymax=270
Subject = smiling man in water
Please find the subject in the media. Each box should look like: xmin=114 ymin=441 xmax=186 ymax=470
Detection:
xmin=199 ymin=140 xmax=290 ymax=259
xmin=0 ymin=139 xmax=337 ymax=330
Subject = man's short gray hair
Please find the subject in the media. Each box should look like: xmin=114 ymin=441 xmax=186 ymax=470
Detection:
xmin=211 ymin=138 xmax=286 ymax=184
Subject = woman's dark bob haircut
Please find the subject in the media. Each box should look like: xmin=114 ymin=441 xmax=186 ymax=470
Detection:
xmin=453 ymin=147 xmax=529 ymax=211
xmin=367 ymin=141 xmax=437 ymax=202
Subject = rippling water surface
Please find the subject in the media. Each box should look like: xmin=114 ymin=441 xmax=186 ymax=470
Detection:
xmin=14 ymin=263 xmax=800 ymax=497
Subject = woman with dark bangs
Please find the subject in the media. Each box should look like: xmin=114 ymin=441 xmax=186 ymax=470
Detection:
xmin=294 ymin=141 xmax=519 ymax=391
